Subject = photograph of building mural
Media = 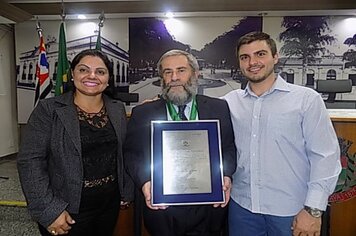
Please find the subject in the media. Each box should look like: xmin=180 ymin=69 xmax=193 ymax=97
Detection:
xmin=16 ymin=35 xmax=129 ymax=96
xmin=15 ymin=15 xmax=356 ymax=123
xmin=267 ymin=16 xmax=356 ymax=102
xmin=264 ymin=16 xmax=356 ymax=105
xmin=128 ymin=16 xmax=263 ymax=102
xmin=15 ymin=19 xmax=129 ymax=123
xmin=129 ymin=15 xmax=356 ymax=106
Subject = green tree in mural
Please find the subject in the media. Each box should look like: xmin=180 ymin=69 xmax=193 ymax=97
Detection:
xmin=279 ymin=16 xmax=335 ymax=85
xmin=200 ymin=16 xmax=262 ymax=68
xmin=129 ymin=18 xmax=190 ymax=83
xmin=129 ymin=18 xmax=189 ymax=69
xmin=343 ymin=34 xmax=356 ymax=69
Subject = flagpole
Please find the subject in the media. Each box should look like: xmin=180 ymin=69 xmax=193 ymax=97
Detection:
xmin=34 ymin=18 xmax=51 ymax=106
xmin=54 ymin=0 xmax=70 ymax=96
xmin=96 ymin=11 xmax=105 ymax=50
xmin=98 ymin=11 xmax=105 ymax=28
xmin=61 ymin=0 xmax=66 ymax=22
xmin=36 ymin=18 xmax=42 ymax=38
xmin=34 ymin=18 xmax=43 ymax=106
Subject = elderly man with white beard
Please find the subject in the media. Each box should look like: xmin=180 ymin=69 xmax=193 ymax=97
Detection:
xmin=124 ymin=49 xmax=237 ymax=236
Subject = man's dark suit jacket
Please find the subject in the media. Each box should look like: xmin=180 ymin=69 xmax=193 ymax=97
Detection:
xmin=124 ymin=95 xmax=237 ymax=190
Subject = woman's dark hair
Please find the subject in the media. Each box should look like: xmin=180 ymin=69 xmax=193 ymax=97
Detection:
xmin=69 ymin=49 xmax=115 ymax=97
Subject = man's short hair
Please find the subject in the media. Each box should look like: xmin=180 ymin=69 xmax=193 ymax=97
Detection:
xmin=157 ymin=50 xmax=199 ymax=77
xmin=236 ymin=31 xmax=277 ymax=57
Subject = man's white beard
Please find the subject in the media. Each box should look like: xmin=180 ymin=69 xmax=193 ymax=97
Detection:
xmin=161 ymin=77 xmax=198 ymax=106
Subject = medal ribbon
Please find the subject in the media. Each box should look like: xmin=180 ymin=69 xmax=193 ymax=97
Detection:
xmin=167 ymin=97 xmax=197 ymax=121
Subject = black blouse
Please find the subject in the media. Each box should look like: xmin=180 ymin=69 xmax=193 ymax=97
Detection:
xmin=76 ymin=105 xmax=118 ymax=189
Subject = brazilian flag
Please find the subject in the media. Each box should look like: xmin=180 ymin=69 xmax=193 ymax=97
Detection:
xmin=95 ymin=29 xmax=101 ymax=50
xmin=55 ymin=22 xmax=70 ymax=96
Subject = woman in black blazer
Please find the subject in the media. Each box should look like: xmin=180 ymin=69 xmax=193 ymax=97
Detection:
xmin=17 ymin=49 xmax=133 ymax=236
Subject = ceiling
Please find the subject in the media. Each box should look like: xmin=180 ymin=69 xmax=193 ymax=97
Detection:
xmin=1 ymin=0 xmax=356 ymax=23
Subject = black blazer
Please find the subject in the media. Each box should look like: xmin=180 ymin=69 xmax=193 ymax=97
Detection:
xmin=17 ymin=91 xmax=133 ymax=227
xmin=124 ymin=95 xmax=237 ymax=189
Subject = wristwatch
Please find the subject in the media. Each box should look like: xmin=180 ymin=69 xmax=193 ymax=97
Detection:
xmin=304 ymin=206 xmax=323 ymax=218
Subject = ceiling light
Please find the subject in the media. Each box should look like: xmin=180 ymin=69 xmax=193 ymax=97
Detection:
xmin=77 ymin=14 xmax=86 ymax=20
xmin=165 ymin=12 xmax=174 ymax=18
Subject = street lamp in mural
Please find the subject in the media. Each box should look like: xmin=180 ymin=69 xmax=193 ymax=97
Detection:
xmin=279 ymin=16 xmax=335 ymax=86
xmin=330 ymin=53 xmax=336 ymax=67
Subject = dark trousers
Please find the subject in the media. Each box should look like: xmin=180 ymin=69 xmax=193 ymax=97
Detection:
xmin=321 ymin=206 xmax=330 ymax=236
xmin=39 ymin=185 xmax=120 ymax=236
xmin=143 ymin=204 xmax=227 ymax=236
xmin=38 ymin=205 xmax=119 ymax=236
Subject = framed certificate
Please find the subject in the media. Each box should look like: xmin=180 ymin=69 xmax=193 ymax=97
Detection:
xmin=151 ymin=120 xmax=224 ymax=206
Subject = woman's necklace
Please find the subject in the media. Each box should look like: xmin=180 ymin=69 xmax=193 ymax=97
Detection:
xmin=74 ymin=101 xmax=104 ymax=114
xmin=73 ymin=92 xmax=104 ymax=113
xmin=76 ymin=104 xmax=108 ymax=128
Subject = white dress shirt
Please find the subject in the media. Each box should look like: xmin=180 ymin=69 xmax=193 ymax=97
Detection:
xmin=223 ymin=75 xmax=341 ymax=216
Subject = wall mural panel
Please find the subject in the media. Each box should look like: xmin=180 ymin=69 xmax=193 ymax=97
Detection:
xmin=265 ymin=16 xmax=356 ymax=104
xmin=129 ymin=16 xmax=356 ymax=107
xmin=15 ymin=19 xmax=128 ymax=123
xmin=128 ymin=16 xmax=263 ymax=103
xmin=15 ymin=15 xmax=356 ymax=123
